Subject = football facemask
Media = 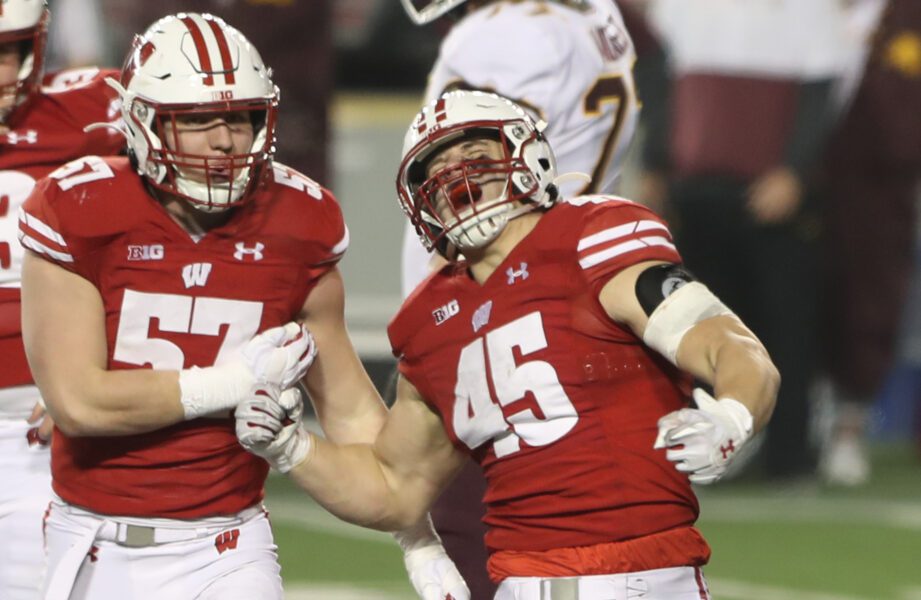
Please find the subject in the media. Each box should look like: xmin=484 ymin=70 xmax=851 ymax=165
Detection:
xmin=397 ymin=91 xmax=558 ymax=257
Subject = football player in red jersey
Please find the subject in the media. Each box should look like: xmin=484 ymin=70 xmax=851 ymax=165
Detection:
xmin=0 ymin=2 xmax=125 ymax=598
xmin=237 ymin=91 xmax=780 ymax=599
xmin=18 ymin=13 xmax=464 ymax=600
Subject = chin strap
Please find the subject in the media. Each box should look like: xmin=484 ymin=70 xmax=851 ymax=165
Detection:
xmin=83 ymin=121 xmax=128 ymax=137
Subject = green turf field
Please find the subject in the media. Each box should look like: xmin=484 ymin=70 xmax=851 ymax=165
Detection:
xmin=265 ymin=443 xmax=921 ymax=599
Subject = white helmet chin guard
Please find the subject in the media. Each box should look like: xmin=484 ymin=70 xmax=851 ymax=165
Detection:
xmin=112 ymin=13 xmax=278 ymax=212
xmin=0 ymin=0 xmax=49 ymax=122
xmin=397 ymin=91 xmax=558 ymax=257
xmin=400 ymin=0 xmax=469 ymax=25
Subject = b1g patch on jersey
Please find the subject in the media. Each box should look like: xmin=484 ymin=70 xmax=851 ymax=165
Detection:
xmin=127 ymin=244 xmax=164 ymax=261
xmin=433 ymin=299 xmax=460 ymax=325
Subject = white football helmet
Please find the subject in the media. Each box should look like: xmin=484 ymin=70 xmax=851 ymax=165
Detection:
xmin=397 ymin=91 xmax=558 ymax=256
xmin=400 ymin=0 xmax=469 ymax=25
xmin=110 ymin=13 xmax=278 ymax=212
xmin=0 ymin=0 xmax=49 ymax=121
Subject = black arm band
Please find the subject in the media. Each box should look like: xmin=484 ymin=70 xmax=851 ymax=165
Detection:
xmin=635 ymin=263 xmax=697 ymax=316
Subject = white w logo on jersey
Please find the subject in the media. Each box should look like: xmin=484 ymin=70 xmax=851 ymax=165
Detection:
xmin=182 ymin=263 xmax=213 ymax=288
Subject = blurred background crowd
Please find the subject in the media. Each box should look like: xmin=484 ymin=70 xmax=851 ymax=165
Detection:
xmin=44 ymin=0 xmax=921 ymax=489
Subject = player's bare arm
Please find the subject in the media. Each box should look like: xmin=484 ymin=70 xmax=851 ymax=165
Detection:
xmin=598 ymin=259 xmax=779 ymax=429
xmin=22 ymin=250 xmax=313 ymax=438
xmin=21 ymin=251 xmax=185 ymax=436
xmin=598 ymin=259 xmax=780 ymax=484
xmin=267 ymin=375 xmax=465 ymax=530
xmin=297 ymin=267 xmax=388 ymax=444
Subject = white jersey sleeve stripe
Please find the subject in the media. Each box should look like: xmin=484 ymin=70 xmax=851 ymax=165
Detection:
xmin=18 ymin=208 xmax=68 ymax=247
xmin=579 ymin=236 xmax=676 ymax=270
xmin=331 ymin=225 xmax=350 ymax=256
xmin=18 ymin=231 xmax=74 ymax=263
xmin=577 ymin=220 xmax=669 ymax=251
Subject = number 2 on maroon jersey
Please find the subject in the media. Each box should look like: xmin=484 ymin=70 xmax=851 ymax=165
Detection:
xmin=579 ymin=74 xmax=630 ymax=195
xmin=453 ymin=311 xmax=578 ymax=457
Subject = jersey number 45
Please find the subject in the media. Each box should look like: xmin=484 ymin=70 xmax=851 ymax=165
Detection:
xmin=453 ymin=311 xmax=579 ymax=458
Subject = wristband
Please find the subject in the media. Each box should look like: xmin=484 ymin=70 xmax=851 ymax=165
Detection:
xmin=178 ymin=363 xmax=253 ymax=420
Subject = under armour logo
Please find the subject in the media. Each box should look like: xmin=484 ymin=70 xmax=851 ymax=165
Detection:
xmin=472 ymin=300 xmax=492 ymax=333
xmin=182 ymin=263 xmax=212 ymax=288
xmin=87 ymin=545 xmax=99 ymax=563
xmin=720 ymin=439 xmax=736 ymax=460
xmin=506 ymin=262 xmax=529 ymax=285
xmin=214 ymin=529 xmax=240 ymax=555
xmin=6 ymin=130 xmax=38 ymax=145
xmin=234 ymin=242 xmax=264 ymax=261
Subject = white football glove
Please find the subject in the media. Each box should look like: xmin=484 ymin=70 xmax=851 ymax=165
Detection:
xmin=236 ymin=386 xmax=312 ymax=473
xmin=394 ymin=517 xmax=470 ymax=600
xmin=242 ymin=322 xmax=317 ymax=390
xmin=654 ymin=388 xmax=754 ymax=485
xmin=179 ymin=322 xmax=317 ymax=420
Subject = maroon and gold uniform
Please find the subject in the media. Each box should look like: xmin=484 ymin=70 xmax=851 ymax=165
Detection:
xmin=389 ymin=197 xmax=707 ymax=564
xmin=19 ymin=157 xmax=346 ymax=517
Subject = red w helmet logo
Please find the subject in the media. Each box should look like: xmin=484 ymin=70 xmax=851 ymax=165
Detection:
xmin=120 ymin=37 xmax=156 ymax=88
xmin=214 ymin=528 xmax=240 ymax=554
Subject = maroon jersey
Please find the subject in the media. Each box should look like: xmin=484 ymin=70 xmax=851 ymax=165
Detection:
xmin=389 ymin=197 xmax=698 ymax=554
xmin=0 ymin=67 xmax=123 ymax=390
xmin=19 ymin=157 xmax=347 ymax=518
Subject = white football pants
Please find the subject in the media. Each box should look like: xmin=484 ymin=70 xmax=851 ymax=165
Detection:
xmin=495 ymin=567 xmax=711 ymax=600
xmin=43 ymin=500 xmax=283 ymax=600
xmin=0 ymin=384 xmax=52 ymax=600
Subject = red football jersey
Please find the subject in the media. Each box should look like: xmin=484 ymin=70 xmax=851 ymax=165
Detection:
xmin=0 ymin=67 xmax=123 ymax=390
xmin=389 ymin=197 xmax=698 ymax=554
xmin=19 ymin=157 xmax=347 ymax=518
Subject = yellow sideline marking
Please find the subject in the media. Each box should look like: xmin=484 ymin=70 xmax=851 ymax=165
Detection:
xmin=332 ymin=93 xmax=424 ymax=128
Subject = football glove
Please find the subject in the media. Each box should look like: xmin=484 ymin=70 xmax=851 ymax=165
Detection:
xmin=235 ymin=386 xmax=312 ymax=473
xmin=179 ymin=322 xmax=316 ymax=419
xmin=395 ymin=517 xmax=470 ymax=600
xmin=654 ymin=388 xmax=753 ymax=484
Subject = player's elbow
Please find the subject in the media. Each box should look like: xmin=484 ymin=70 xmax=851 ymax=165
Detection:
xmin=355 ymin=487 xmax=429 ymax=532
xmin=366 ymin=507 xmax=425 ymax=532
xmin=749 ymin=338 xmax=781 ymax=397
xmin=43 ymin=396 xmax=93 ymax=437
xmin=762 ymin=359 xmax=781 ymax=412
xmin=40 ymin=387 xmax=108 ymax=437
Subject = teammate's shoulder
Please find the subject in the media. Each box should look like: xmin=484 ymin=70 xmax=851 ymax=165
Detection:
xmin=34 ymin=156 xmax=136 ymax=203
xmin=388 ymin=263 xmax=461 ymax=352
xmin=259 ymin=162 xmax=347 ymax=255
xmin=24 ymin=157 xmax=144 ymax=241
xmin=264 ymin=162 xmax=336 ymax=205
xmin=262 ymin=162 xmax=341 ymax=225
xmin=40 ymin=67 xmax=119 ymax=101
xmin=561 ymin=194 xmax=662 ymax=221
